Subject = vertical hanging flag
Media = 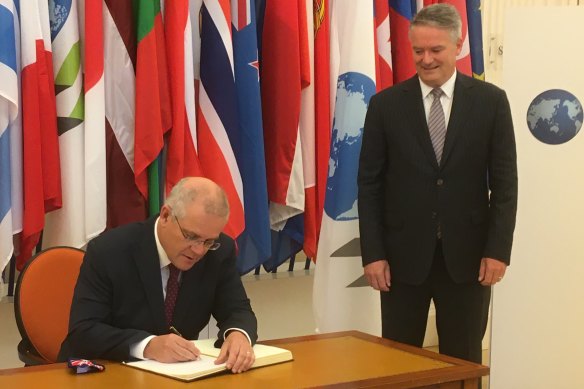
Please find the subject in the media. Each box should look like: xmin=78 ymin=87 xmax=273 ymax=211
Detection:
xmin=422 ymin=0 xmax=472 ymax=76
xmin=443 ymin=0 xmax=471 ymax=75
xmin=466 ymin=0 xmax=484 ymax=80
xmin=164 ymin=0 xmax=202 ymax=196
xmin=231 ymin=0 xmax=271 ymax=274
xmin=374 ymin=0 xmax=393 ymax=91
xmin=299 ymin=0 xmax=317 ymax=260
xmin=313 ymin=0 xmax=380 ymax=335
xmin=198 ymin=0 xmax=245 ymax=239
xmin=81 ymin=0 xmax=107 ymax=239
xmin=43 ymin=0 xmax=106 ymax=249
xmin=103 ymin=1 xmax=147 ymax=227
xmin=18 ymin=0 xmax=62 ymax=269
xmin=313 ymin=0 xmax=331 ymax=262
xmin=134 ymin=0 xmax=171 ymax=215
xmin=0 ymin=0 xmax=22 ymax=275
xmin=389 ymin=0 xmax=416 ymax=83
xmin=261 ymin=0 xmax=310 ymax=270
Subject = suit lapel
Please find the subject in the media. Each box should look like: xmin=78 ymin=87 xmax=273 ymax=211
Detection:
xmin=402 ymin=77 xmax=440 ymax=170
xmin=440 ymin=74 xmax=475 ymax=169
xmin=134 ymin=217 xmax=167 ymax=332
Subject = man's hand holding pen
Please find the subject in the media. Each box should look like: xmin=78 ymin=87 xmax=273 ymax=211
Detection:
xmin=143 ymin=327 xmax=200 ymax=363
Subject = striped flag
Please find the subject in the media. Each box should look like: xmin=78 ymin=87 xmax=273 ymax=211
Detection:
xmin=374 ymin=0 xmax=393 ymax=91
xmin=389 ymin=0 xmax=416 ymax=83
xmin=231 ymin=0 xmax=271 ymax=274
xmin=103 ymin=1 xmax=147 ymax=227
xmin=43 ymin=0 xmax=106 ymax=249
xmin=164 ymin=0 xmax=203 ymax=195
xmin=313 ymin=0 xmax=380 ymax=335
xmin=0 ymin=0 xmax=22 ymax=275
xmin=261 ymin=0 xmax=310 ymax=270
xmin=18 ymin=0 xmax=62 ymax=269
xmin=198 ymin=0 xmax=245 ymax=239
xmin=313 ymin=0 xmax=330 ymax=262
xmin=466 ymin=0 xmax=484 ymax=80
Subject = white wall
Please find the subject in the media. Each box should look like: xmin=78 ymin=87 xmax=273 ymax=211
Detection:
xmin=491 ymin=7 xmax=584 ymax=388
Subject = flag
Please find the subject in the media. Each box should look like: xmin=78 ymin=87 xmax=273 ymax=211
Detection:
xmin=43 ymin=0 xmax=106 ymax=249
xmin=299 ymin=0 xmax=317 ymax=260
xmin=420 ymin=1 xmax=472 ymax=76
xmin=374 ymin=0 xmax=393 ymax=91
xmin=466 ymin=0 xmax=484 ymax=80
xmin=231 ymin=0 xmax=271 ymax=274
xmin=389 ymin=0 xmax=416 ymax=83
xmin=164 ymin=0 xmax=202 ymax=196
xmin=134 ymin=0 xmax=171 ymax=215
xmin=313 ymin=0 xmax=380 ymax=335
xmin=197 ymin=0 xmax=245 ymax=239
xmin=261 ymin=0 xmax=310 ymax=270
xmin=313 ymin=0 xmax=331 ymax=262
xmin=18 ymin=0 xmax=62 ymax=269
xmin=103 ymin=1 xmax=147 ymax=227
xmin=0 ymin=0 xmax=22 ymax=275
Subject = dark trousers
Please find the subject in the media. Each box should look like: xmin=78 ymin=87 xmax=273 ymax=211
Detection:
xmin=380 ymin=241 xmax=491 ymax=364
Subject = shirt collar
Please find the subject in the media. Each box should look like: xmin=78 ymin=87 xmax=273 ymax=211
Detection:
xmin=154 ymin=217 xmax=171 ymax=270
xmin=419 ymin=70 xmax=457 ymax=100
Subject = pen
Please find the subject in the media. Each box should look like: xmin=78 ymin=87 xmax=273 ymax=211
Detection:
xmin=169 ymin=326 xmax=183 ymax=337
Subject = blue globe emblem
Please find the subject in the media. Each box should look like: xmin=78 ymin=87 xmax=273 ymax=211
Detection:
xmin=526 ymin=89 xmax=582 ymax=145
xmin=324 ymin=72 xmax=376 ymax=221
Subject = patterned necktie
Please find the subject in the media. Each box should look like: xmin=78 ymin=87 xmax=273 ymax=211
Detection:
xmin=164 ymin=264 xmax=180 ymax=326
xmin=428 ymin=88 xmax=446 ymax=164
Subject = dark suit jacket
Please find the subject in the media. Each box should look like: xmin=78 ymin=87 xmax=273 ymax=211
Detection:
xmin=358 ymin=73 xmax=517 ymax=285
xmin=58 ymin=216 xmax=257 ymax=361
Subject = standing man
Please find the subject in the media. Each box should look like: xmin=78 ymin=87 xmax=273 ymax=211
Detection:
xmin=59 ymin=177 xmax=257 ymax=373
xmin=358 ymin=4 xmax=517 ymax=364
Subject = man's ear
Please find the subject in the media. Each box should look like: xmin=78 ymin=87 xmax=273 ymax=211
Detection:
xmin=159 ymin=205 xmax=171 ymax=222
xmin=455 ymin=37 xmax=463 ymax=55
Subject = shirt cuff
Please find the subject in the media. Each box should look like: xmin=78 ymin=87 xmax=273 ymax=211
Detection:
xmin=224 ymin=328 xmax=251 ymax=345
xmin=130 ymin=335 xmax=156 ymax=360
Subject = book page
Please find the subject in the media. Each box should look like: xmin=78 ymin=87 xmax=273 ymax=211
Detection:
xmin=194 ymin=338 xmax=293 ymax=367
xmin=125 ymin=354 xmax=226 ymax=380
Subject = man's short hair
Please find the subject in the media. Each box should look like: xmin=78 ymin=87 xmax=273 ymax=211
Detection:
xmin=165 ymin=178 xmax=230 ymax=219
xmin=410 ymin=3 xmax=462 ymax=42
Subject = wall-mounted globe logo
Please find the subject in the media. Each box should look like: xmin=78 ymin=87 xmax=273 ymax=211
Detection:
xmin=526 ymin=89 xmax=582 ymax=145
xmin=324 ymin=72 xmax=375 ymax=221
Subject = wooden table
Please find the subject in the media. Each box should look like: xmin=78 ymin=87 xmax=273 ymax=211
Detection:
xmin=0 ymin=331 xmax=488 ymax=388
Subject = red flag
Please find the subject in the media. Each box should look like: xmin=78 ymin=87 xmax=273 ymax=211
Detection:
xmin=18 ymin=0 xmax=62 ymax=268
xmin=134 ymin=0 xmax=172 ymax=200
xmin=374 ymin=0 xmax=393 ymax=91
xmin=313 ymin=0 xmax=331 ymax=260
xmin=164 ymin=0 xmax=202 ymax=194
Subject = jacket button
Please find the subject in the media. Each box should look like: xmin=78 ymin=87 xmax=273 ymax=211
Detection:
xmin=431 ymin=212 xmax=437 ymax=219
xmin=437 ymin=178 xmax=444 ymax=186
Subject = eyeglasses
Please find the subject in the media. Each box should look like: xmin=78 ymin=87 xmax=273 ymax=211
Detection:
xmin=174 ymin=216 xmax=221 ymax=251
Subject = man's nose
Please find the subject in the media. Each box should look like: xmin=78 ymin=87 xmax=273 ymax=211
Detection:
xmin=422 ymin=51 xmax=433 ymax=64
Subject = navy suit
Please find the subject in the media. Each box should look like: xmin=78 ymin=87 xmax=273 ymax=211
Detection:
xmin=58 ymin=216 xmax=257 ymax=362
xmin=358 ymin=73 xmax=517 ymax=362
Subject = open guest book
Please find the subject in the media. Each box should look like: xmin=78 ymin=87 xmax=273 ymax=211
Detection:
xmin=123 ymin=338 xmax=293 ymax=381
